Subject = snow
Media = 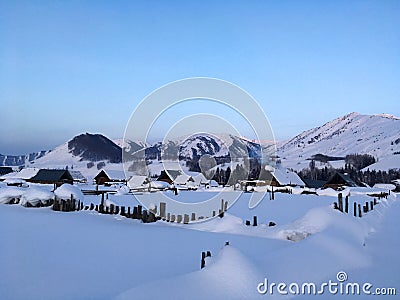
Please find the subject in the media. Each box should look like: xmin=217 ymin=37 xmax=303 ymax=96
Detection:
xmin=127 ymin=175 xmax=149 ymax=189
xmin=20 ymin=186 xmax=54 ymax=206
xmin=0 ymin=186 xmax=398 ymax=299
xmin=373 ymin=183 xmax=396 ymax=191
xmin=279 ymin=113 xmax=400 ymax=171
xmin=3 ymin=178 xmax=27 ymax=185
xmin=174 ymin=174 xmax=194 ymax=185
xmin=272 ymin=167 xmax=305 ymax=186
xmin=0 ymin=167 xmax=39 ymax=180
xmin=54 ymin=183 xmax=84 ymax=200
xmin=99 ymin=169 xmax=126 ymax=181
xmin=0 ymin=186 xmax=25 ymax=204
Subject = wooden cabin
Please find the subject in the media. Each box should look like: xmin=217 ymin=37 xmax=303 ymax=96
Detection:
xmin=323 ymin=173 xmax=358 ymax=190
xmin=29 ymin=169 xmax=73 ymax=186
xmin=94 ymin=169 xmax=126 ymax=185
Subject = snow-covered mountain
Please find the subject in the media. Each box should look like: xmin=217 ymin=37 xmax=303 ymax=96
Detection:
xmin=278 ymin=112 xmax=400 ymax=171
xmin=0 ymin=151 xmax=49 ymax=166
xmin=1 ymin=112 xmax=398 ymax=175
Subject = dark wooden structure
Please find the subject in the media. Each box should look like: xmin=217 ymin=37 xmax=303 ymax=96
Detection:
xmin=29 ymin=169 xmax=73 ymax=186
xmin=303 ymin=178 xmax=327 ymax=189
xmin=0 ymin=167 xmax=13 ymax=177
xmin=94 ymin=170 xmax=125 ymax=185
xmin=157 ymin=170 xmax=182 ymax=184
xmin=323 ymin=173 xmax=358 ymax=190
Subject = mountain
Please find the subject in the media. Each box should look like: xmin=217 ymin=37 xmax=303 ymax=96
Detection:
xmin=68 ymin=133 xmax=122 ymax=163
xmin=0 ymin=151 xmax=49 ymax=167
xmin=1 ymin=112 xmax=398 ymax=175
xmin=278 ymin=112 xmax=400 ymax=171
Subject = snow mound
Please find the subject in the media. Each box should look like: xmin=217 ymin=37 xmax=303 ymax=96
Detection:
xmin=3 ymin=178 xmax=27 ymax=185
xmin=115 ymin=245 xmax=263 ymax=300
xmin=0 ymin=187 xmax=25 ymax=204
xmin=20 ymin=187 xmax=54 ymax=207
xmin=279 ymin=207 xmax=334 ymax=241
xmin=54 ymin=184 xmax=84 ymax=201
xmin=316 ymin=187 xmax=350 ymax=197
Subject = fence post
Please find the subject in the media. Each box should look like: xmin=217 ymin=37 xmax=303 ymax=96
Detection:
xmin=201 ymin=251 xmax=206 ymax=269
xmin=353 ymin=202 xmax=357 ymax=217
xmin=345 ymin=195 xmax=349 ymax=213
xmin=191 ymin=212 xmax=196 ymax=221
xmin=183 ymin=214 xmax=189 ymax=224
xmin=358 ymin=204 xmax=362 ymax=218
xmin=253 ymin=216 xmax=258 ymax=226
xmin=177 ymin=215 xmax=182 ymax=223
xmin=160 ymin=202 xmax=166 ymax=218
xmin=338 ymin=193 xmax=343 ymax=212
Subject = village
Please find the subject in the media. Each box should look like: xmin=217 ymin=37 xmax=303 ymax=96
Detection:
xmin=0 ymin=164 xmax=397 ymax=223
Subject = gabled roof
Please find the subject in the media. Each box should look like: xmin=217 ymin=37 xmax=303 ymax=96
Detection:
xmin=128 ymin=175 xmax=150 ymax=189
xmin=157 ymin=170 xmax=182 ymax=182
xmin=30 ymin=169 xmax=73 ymax=182
xmin=6 ymin=168 xmax=40 ymax=180
xmin=69 ymin=170 xmax=86 ymax=181
xmin=174 ymin=174 xmax=194 ymax=185
xmin=95 ymin=169 xmax=126 ymax=181
xmin=303 ymin=178 xmax=327 ymax=189
xmin=325 ymin=173 xmax=358 ymax=187
xmin=272 ymin=168 xmax=305 ymax=186
xmin=0 ymin=167 xmax=13 ymax=176
xmin=193 ymin=173 xmax=208 ymax=185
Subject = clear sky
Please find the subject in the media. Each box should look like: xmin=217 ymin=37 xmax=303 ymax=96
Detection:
xmin=1 ymin=0 xmax=399 ymax=154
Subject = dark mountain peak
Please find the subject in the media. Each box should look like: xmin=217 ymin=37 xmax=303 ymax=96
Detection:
xmin=68 ymin=133 xmax=122 ymax=163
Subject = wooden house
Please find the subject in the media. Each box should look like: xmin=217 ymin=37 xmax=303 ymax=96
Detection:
xmin=157 ymin=170 xmax=182 ymax=184
xmin=94 ymin=169 xmax=126 ymax=185
xmin=29 ymin=169 xmax=73 ymax=186
xmin=323 ymin=173 xmax=358 ymax=190
xmin=0 ymin=167 xmax=13 ymax=177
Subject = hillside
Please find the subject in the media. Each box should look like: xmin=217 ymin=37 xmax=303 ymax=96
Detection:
xmin=278 ymin=112 xmax=400 ymax=171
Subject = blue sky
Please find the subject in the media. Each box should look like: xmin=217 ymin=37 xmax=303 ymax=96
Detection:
xmin=1 ymin=0 xmax=399 ymax=154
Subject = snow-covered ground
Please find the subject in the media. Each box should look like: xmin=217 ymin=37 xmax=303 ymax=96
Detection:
xmin=0 ymin=187 xmax=398 ymax=299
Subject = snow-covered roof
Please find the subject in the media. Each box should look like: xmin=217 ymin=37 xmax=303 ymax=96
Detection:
xmin=69 ymin=170 xmax=86 ymax=181
xmin=174 ymin=174 xmax=194 ymax=185
xmin=98 ymin=169 xmax=126 ymax=181
xmin=128 ymin=175 xmax=150 ymax=189
xmin=209 ymin=180 xmax=219 ymax=187
xmin=149 ymin=180 xmax=170 ymax=189
xmin=1 ymin=168 xmax=39 ymax=180
xmin=193 ymin=173 xmax=209 ymax=185
xmin=272 ymin=168 xmax=305 ymax=186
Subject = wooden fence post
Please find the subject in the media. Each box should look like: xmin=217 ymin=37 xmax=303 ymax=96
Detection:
xmin=358 ymin=204 xmax=362 ymax=218
xmin=191 ymin=212 xmax=196 ymax=221
xmin=183 ymin=214 xmax=189 ymax=224
xmin=345 ymin=195 xmax=349 ymax=213
xmin=160 ymin=202 xmax=166 ymax=218
xmin=253 ymin=216 xmax=258 ymax=226
xmin=201 ymin=252 xmax=206 ymax=269
xmin=353 ymin=202 xmax=357 ymax=217
xmin=338 ymin=193 xmax=343 ymax=212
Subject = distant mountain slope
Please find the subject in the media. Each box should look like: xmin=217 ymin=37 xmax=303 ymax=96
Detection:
xmin=68 ymin=133 xmax=122 ymax=163
xmin=0 ymin=151 xmax=49 ymax=167
xmin=278 ymin=112 xmax=400 ymax=170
